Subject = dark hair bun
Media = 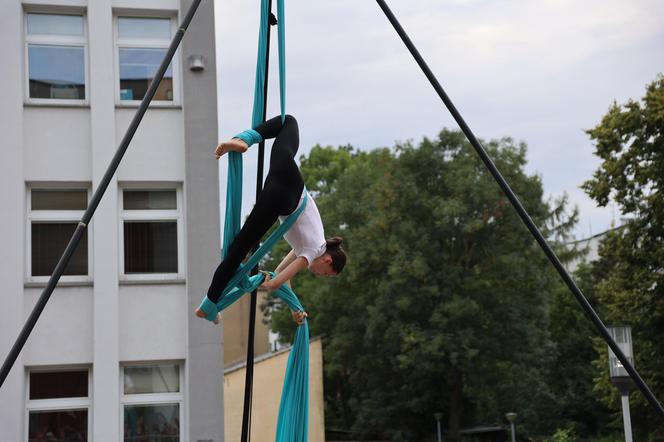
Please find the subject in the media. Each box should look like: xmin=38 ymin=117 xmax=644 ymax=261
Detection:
xmin=326 ymin=237 xmax=343 ymax=249
xmin=325 ymin=237 xmax=347 ymax=274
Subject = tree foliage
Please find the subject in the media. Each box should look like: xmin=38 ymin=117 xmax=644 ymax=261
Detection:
xmin=581 ymin=75 xmax=664 ymax=439
xmin=263 ymin=129 xmax=609 ymax=440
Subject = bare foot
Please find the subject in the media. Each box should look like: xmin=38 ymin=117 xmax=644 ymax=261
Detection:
xmin=215 ymin=138 xmax=248 ymax=159
xmin=195 ymin=308 xmax=221 ymax=325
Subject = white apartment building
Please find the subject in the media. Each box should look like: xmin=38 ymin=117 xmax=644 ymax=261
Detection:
xmin=0 ymin=1 xmax=224 ymax=441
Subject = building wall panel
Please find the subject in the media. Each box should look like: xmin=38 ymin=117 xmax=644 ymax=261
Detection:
xmin=23 ymin=108 xmax=92 ymax=182
xmin=23 ymin=287 xmax=94 ymax=365
xmin=119 ymin=284 xmax=187 ymax=361
xmin=115 ymin=109 xmax=186 ymax=182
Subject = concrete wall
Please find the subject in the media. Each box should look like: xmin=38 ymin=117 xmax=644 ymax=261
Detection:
xmin=180 ymin=0 xmax=225 ymax=441
xmin=24 ymin=108 xmax=92 ymax=181
xmin=224 ymin=338 xmax=326 ymax=442
xmin=23 ymin=287 xmax=94 ymax=364
xmin=0 ymin=0 xmax=220 ymax=440
xmin=116 ymin=108 xmax=185 ymax=182
xmin=0 ymin=1 xmax=27 ymax=439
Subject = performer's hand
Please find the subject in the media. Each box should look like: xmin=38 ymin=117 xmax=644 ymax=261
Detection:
xmin=260 ymin=271 xmax=278 ymax=291
xmin=292 ymin=311 xmax=308 ymax=325
xmin=215 ymin=138 xmax=248 ymax=159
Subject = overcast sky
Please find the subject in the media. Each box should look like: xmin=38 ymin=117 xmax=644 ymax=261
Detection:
xmin=213 ymin=0 xmax=664 ymax=240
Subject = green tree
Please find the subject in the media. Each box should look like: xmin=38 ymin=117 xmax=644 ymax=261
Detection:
xmin=546 ymin=262 xmax=613 ymax=437
xmin=581 ymin=75 xmax=664 ymax=438
xmin=268 ymin=131 xmax=580 ymax=440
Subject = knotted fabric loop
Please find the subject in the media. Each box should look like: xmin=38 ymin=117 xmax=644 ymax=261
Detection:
xmin=234 ymin=129 xmax=263 ymax=147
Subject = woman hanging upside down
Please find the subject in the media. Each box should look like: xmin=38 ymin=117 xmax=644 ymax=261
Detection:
xmin=195 ymin=115 xmax=347 ymax=324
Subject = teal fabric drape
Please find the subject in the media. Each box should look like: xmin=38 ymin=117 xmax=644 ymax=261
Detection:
xmin=214 ymin=272 xmax=310 ymax=442
xmin=209 ymin=0 xmax=310 ymax=440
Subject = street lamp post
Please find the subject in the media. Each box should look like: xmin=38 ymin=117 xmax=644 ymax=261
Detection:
xmin=608 ymin=326 xmax=635 ymax=442
xmin=505 ymin=412 xmax=517 ymax=442
xmin=434 ymin=412 xmax=443 ymax=442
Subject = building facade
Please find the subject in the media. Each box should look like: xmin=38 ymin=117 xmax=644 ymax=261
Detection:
xmin=223 ymin=289 xmax=273 ymax=367
xmin=223 ymin=338 xmax=326 ymax=442
xmin=0 ymin=1 xmax=223 ymax=441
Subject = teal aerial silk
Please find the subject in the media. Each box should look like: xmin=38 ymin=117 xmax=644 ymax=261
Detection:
xmin=198 ymin=0 xmax=309 ymax=440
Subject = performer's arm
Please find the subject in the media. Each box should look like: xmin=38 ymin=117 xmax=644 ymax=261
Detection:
xmin=263 ymin=256 xmax=308 ymax=291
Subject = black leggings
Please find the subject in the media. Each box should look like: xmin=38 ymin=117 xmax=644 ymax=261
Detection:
xmin=206 ymin=115 xmax=304 ymax=303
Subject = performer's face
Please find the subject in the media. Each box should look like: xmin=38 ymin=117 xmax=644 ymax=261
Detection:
xmin=310 ymin=254 xmax=336 ymax=277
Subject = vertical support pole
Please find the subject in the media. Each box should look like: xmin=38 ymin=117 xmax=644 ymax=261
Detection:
xmin=434 ymin=412 xmax=443 ymax=442
xmin=240 ymin=1 xmax=274 ymax=441
xmin=621 ymin=394 xmax=633 ymax=442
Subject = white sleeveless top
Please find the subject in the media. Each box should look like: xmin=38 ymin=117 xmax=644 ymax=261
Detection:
xmin=279 ymin=190 xmax=326 ymax=266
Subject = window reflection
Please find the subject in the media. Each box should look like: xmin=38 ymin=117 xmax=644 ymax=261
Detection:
xmin=118 ymin=17 xmax=171 ymax=40
xmin=30 ymin=371 xmax=88 ymax=400
xmin=123 ymin=190 xmax=177 ymax=210
xmin=124 ymin=222 xmax=178 ymax=274
xmin=27 ymin=13 xmax=84 ymax=36
xmin=119 ymin=48 xmax=172 ymax=101
xmin=124 ymin=365 xmax=180 ymax=395
xmin=32 ymin=223 xmax=88 ymax=276
xmin=32 ymin=190 xmax=88 ymax=211
xmin=29 ymin=409 xmax=88 ymax=442
xmin=28 ymin=45 xmax=85 ymax=100
xmin=124 ymin=404 xmax=179 ymax=442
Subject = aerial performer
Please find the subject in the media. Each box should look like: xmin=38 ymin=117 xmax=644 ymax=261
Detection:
xmin=195 ymin=115 xmax=347 ymax=324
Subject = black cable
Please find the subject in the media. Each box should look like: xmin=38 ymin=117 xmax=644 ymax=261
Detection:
xmin=241 ymin=1 xmax=275 ymax=440
xmin=0 ymin=0 xmax=204 ymax=390
xmin=374 ymin=0 xmax=664 ymax=419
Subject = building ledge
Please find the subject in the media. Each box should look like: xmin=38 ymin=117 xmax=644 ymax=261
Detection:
xmin=25 ymin=279 xmax=187 ymax=288
xmin=115 ymin=103 xmax=183 ymax=110
xmin=119 ymin=278 xmax=186 ymax=286
xmin=24 ymin=101 xmax=90 ymax=109
xmin=24 ymin=280 xmax=93 ymax=288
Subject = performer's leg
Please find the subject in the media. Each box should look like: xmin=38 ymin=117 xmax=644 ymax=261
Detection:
xmin=253 ymin=114 xmax=298 ymax=145
xmin=259 ymin=115 xmax=304 ymax=215
xmin=205 ymin=194 xmax=279 ymax=303
xmin=200 ymin=115 xmax=303 ymax=317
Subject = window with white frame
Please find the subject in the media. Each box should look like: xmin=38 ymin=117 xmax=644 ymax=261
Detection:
xmin=25 ymin=12 xmax=87 ymax=102
xmin=27 ymin=369 xmax=90 ymax=441
xmin=120 ymin=188 xmax=182 ymax=279
xmin=115 ymin=15 xmax=177 ymax=103
xmin=122 ymin=363 xmax=183 ymax=441
xmin=28 ymin=188 xmax=90 ymax=282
